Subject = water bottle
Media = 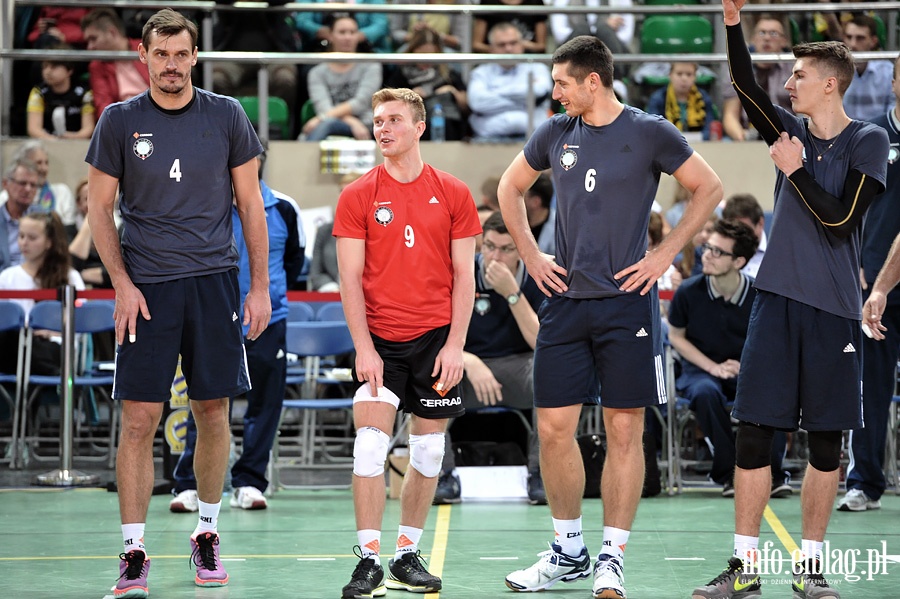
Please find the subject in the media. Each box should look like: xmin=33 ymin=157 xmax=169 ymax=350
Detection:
xmin=431 ymin=103 xmax=446 ymax=143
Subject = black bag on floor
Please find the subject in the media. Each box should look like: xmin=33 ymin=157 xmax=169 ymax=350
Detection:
xmin=578 ymin=431 xmax=662 ymax=498
xmin=452 ymin=441 xmax=526 ymax=467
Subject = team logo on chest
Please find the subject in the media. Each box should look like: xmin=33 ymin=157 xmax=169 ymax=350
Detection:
xmin=373 ymin=200 xmax=394 ymax=227
xmin=889 ymin=144 xmax=899 ymax=165
xmin=474 ymin=294 xmax=491 ymax=316
xmin=560 ymin=144 xmax=579 ymax=171
xmin=132 ymin=132 xmax=154 ymax=160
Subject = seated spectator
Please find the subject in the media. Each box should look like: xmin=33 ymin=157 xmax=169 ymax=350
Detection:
xmin=646 ymin=62 xmax=717 ymax=142
xmin=211 ymin=0 xmax=300 ymax=115
xmin=436 ymin=211 xmax=546 ymax=504
xmin=0 ymin=212 xmax=85 ymax=376
xmin=468 ymin=23 xmax=551 ymax=140
xmin=390 ymin=0 xmax=471 ymax=51
xmin=3 ymin=141 xmax=77 ymax=233
xmin=294 ymin=0 xmax=391 ymax=53
xmin=300 ymin=14 xmax=382 ymax=141
xmin=68 ymin=178 xmax=110 ymax=287
xmin=648 ymin=211 xmax=682 ymax=292
xmin=80 ymin=8 xmax=149 ymax=118
xmin=721 ymin=193 xmax=767 ymax=279
xmin=548 ymin=0 xmax=633 ymax=79
xmin=479 ymin=176 xmax=501 ymax=211
xmin=386 ymin=26 xmax=468 ymax=141
xmin=525 ymin=173 xmax=555 ymax=255
xmin=0 ymin=159 xmax=41 ymax=270
xmin=668 ymin=219 xmax=791 ymax=498
xmin=721 ymin=14 xmax=793 ymax=142
xmin=26 ymin=46 xmax=95 ymax=140
xmin=26 ymin=7 xmax=89 ymax=48
xmin=842 ymin=15 xmax=894 ymax=122
xmin=308 ymin=173 xmax=360 ymax=292
xmin=474 ymin=204 xmax=496 ymax=253
xmin=472 ymin=0 xmax=547 ymax=54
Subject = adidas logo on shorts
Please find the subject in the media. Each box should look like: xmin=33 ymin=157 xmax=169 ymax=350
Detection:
xmin=635 ymin=328 xmax=648 ymax=337
xmin=843 ymin=343 xmax=856 ymax=353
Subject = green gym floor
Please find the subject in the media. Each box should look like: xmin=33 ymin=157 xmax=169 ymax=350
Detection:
xmin=1 ymin=485 xmax=898 ymax=598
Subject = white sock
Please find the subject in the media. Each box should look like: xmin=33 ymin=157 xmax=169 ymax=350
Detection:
xmin=552 ymin=517 xmax=585 ymax=557
xmin=193 ymin=499 xmax=221 ymax=537
xmin=395 ymin=525 xmax=423 ymax=559
xmin=800 ymin=539 xmax=823 ymax=563
xmin=357 ymin=529 xmax=381 ymax=561
xmin=122 ymin=523 xmax=146 ymax=553
xmin=599 ymin=526 xmax=629 ymax=562
xmin=734 ymin=534 xmax=759 ymax=568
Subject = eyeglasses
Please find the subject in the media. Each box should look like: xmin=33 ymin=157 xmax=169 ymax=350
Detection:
xmin=7 ymin=178 xmax=39 ymax=189
xmin=701 ymin=243 xmax=735 ymax=259
xmin=754 ymin=30 xmax=784 ymax=39
xmin=482 ymin=240 xmax=518 ymax=255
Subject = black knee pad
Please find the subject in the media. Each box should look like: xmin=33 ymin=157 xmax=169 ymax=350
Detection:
xmin=735 ymin=422 xmax=775 ymax=470
xmin=807 ymin=430 xmax=842 ymax=472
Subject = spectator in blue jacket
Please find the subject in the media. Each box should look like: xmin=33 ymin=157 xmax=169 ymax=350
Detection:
xmin=294 ymin=0 xmax=391 ymax=52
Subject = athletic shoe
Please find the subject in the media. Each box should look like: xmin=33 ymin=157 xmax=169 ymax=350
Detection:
xmin=230 ymin=486 xmax=268 ymax=510
xmin=592 ymin=554 xmax=626 ymax=599
xmin=190 ymin=532 xmax=229 ymax=587
xmin=722 ymin=482 xmax=735 ymax=498
xmin=771 ymin=481 xmax=793 ymax=499
xmin=169 ymin=489 xmax=199 ymax=513
xmin=527 ymin=472 xmax=548 ymax=505
xmin=692 ymin=557 xmax=762 ymax=599
xmin=342 ymin=547 xmax=386 ymax=599
xmin=792 ymin=559 xmax=840 ymax=598
xmin=432 ymin=470 xmax=461 ymax=505
xmin=386 ymin=550 xmax=442 ymax=592
xmin=115 ymin=550 xmax=150 ymax=598
xmin=836 ymin=488 xmax=880 ymax=512
xmin=505 ymin=542 xmax=591 ymax=592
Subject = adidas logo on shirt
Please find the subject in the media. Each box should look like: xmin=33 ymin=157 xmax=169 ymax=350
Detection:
xmin=635 ymin=328 xmax=648 ymax=337
xmin=843 ymin=343 xmax=856 ymax=353
xmin=232 ymin=312 xmax=238 ymax=322
xmin=429 ymin=196 xmax=440 ymax=204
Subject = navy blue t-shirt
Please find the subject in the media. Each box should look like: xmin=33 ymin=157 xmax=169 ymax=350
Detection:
xmin=862 ymin=110 xmax=900 ymax=306
xmin=524 ymin=108 xmax=693 ymax=298
xmin=85 ymin=88 xmax=263 ymax=283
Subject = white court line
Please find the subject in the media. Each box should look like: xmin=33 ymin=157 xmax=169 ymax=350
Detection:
xmin=479 ymin=557 xmax=519 ymax=561
xmin=665 ymin=557 xmax=706 ymax=561
xmin=221 ymin=558 xmax=246 ymax=561
xmin=297 ymin=557 xmax=336 ymax=561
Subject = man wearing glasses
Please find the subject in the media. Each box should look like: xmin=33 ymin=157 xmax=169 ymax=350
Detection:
xmin=0 ymin=158 xmax=41 ymax=270
xmin=668 ymin=219 xmax=791 ymax=498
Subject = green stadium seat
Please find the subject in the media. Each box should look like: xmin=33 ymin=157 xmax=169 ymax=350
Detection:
xmin=236 ymin=95 xmax=291 ymax=140
xmin=640 ymin=15 xmax=714 ymax=55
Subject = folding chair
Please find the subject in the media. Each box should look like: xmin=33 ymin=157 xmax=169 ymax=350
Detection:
xmin=18 ymin=301 xmax=117 ymax=468
xmin=0 ymin=302 xmax=26 ymax=466
xmin=273 ymin=321 xmax=357 ymax=489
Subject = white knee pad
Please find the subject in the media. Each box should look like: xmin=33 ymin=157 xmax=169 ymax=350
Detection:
xmin=353 ymin=426 xmax=390 ymax=478
xmin=408 ymin=433 xmax=446 ymax=478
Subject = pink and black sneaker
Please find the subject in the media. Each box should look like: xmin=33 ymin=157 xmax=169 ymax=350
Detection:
xmin=115 ymin=550 xmax=150 ymax=598
xmin=190 ymin=532 xmax=229 ymax=587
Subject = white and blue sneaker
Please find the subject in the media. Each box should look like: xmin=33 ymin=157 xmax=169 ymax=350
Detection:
xmin=505 ymin=542 xmax=591 ymax=592
xmin=592 ymin=554 xmax=626 ymax=599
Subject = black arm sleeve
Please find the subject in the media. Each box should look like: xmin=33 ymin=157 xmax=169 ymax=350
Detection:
xmin=786 ymin=168 xmax=885 ymax=239
xmin=726 ymin=23 xmax=786 ymax=145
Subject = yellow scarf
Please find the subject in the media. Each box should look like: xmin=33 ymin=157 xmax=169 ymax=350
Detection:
xmin=664 ymin=83 xmax=706 ymax=132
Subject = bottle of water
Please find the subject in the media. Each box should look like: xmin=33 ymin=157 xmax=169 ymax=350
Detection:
xmin=431 ymin=103 xmax=446 ymax=143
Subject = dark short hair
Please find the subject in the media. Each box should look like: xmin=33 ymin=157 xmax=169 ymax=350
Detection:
xmin=525 ymin=173 xmax=554 ymax=209
xmin=142 ymin=8 xmax=198 ymax=50
xmin=552 ymin=35 xmax=614 ymax=89
xmin=792 ymin=41 xmax=854 ymax=96
xmin=482 ymin=210 xmax=510 ymax=236
xmin=722 ymin=193 xmax=764 ymax=226
xmin=846 ymin=15 xmax=880 ymax=43
xmin=714 ymin=219 xmax=759 ymax=264
xmin=82 ymin=8 xmax=125 ymax=36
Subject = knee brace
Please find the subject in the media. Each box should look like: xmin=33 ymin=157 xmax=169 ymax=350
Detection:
xmin=353 ymin=426 xmax=390 ymax=478
xmin=408 ymin=432 xmax=446 ymax=478
xmin=735 ymin=422 xmax=775 ymax=470
xmin=807 ymin=430 xmax=842 ymax=472
xmin=354 ymin=384 xmax=401 ymax=410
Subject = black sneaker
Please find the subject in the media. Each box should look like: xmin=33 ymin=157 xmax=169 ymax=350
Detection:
xmin=432 ymin=470 xmax=461 ymax=505
xmin=342 ymin=546 xmax=385 ymax=599
xmin=386 ymin=550 xmax=442 ymax=593
xmin=722 ymin=481 xmax=735 ymax=498
xmin=792 ymin=558 xmax=840 ymax=598
xmin=527 ymin=472 xmax=547 ymax=505
xmin=770 ymin=480 xmax=793 ymax=498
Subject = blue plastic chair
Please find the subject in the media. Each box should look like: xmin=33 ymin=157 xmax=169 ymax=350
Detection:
xmin=315 ymin=302 xmax=345 ymax=322
xmin=0 ymin=302 xmax=26 ymax=466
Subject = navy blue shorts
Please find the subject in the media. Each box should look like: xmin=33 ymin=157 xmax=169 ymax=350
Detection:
xmin=113 ymin=271 xmax=250 ymax=402
xmin=733 ymin=291 xmax=862 ymax=431
xmin=533 ymin=293 xmax=667 ymax=409
xmin=368 ymin=325 xmax=464 ymax=419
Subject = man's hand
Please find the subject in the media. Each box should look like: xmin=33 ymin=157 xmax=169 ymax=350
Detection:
xmin=113 ymin=280 xmax=151 ymax=346
xmin=355 ymin=345 xmax=385 ymax=398
xmin=615 ymin=248 xmax=674 ymax=295
xmin=710 ymin=359 xmax=741 ymax=380
xmin=464 ymin=356 xmax=503 ymax=406
xmin=242 ymin=287 xmax=271 ymax=341
xmin=863 ymin=291 xmax=888 ymax=341
xmin=722 ymin=0 xmax=747 ymax=25
xmin=432 ymin=343 xmax=465 ymax=393
xmin=483 ymin=259 xmax=518 ymax=298
xmin=769 ymin=132 xmax=805 ymax=176
xmin=522 ymin=251 xmax=568 ymax=297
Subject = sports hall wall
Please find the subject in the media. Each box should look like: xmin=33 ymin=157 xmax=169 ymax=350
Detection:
xmin=0 ymin=139 xmax=776 ymax=212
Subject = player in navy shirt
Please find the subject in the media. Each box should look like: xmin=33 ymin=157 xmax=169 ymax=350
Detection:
xmin=86 ymin=9 xmax=270 ymax=597
xmin=498 ymin=35 xmax=723 ymax=598
xmin=693 ymin=3 xmax=889 ymax=598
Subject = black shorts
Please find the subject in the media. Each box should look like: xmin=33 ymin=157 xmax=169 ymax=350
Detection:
xmin=533 ymin=293 xmax=666 ymax=409
xmin=733 ymin=291 xmax=862 ymax=431
xmin=367 ymin=325 xmax=464 ymax=419
xmin=113 ymin=271 xmax=250 ymax=402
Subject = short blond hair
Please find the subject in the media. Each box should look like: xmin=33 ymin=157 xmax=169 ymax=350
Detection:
xmin=372 ymin=88 xmax=426 ymax=124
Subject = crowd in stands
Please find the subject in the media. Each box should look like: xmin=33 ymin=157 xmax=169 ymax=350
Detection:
xmin=6 ymin=3 xmax=897 ymax=141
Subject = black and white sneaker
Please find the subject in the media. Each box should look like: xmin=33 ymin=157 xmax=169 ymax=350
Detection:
xmin=342 ymin=546 xmax=385 ymax=599
xmin=386 ymin=550 xmax=442 ymax=593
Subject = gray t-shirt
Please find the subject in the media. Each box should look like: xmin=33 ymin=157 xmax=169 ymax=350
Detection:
xmin=524 ymin=108 xmax=693 ymax=297
xmin=85 ymin=88 xmax=263 ymax=283
xmin=307 ymin=63 xmax=382 ymax=122
xmin=755 ymin=106 xmax=889 ymax=319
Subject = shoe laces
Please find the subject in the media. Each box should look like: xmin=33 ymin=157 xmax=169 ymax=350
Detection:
xmin=595 ymin=555 xmax=624 ymax=580
xmin=191 ymin=533 xmax=220 ymax=571
xmin=535 ymin=544 xmax=566 ymax=576
xmin=706 ymin=557 xmax=746 ymax=585
xmin=800 ymin=560 xmax=829 ymax=587
xmin=397 ymin=550 xmax=430 ymax=574
xmin=350 ymin=545 xmax=380 ymax=579
xmin=118 ymin=551 xmax=147 ymax=581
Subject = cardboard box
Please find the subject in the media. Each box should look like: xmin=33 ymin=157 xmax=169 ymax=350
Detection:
xmin=388 ymin=451 xmax=409 ymax=499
